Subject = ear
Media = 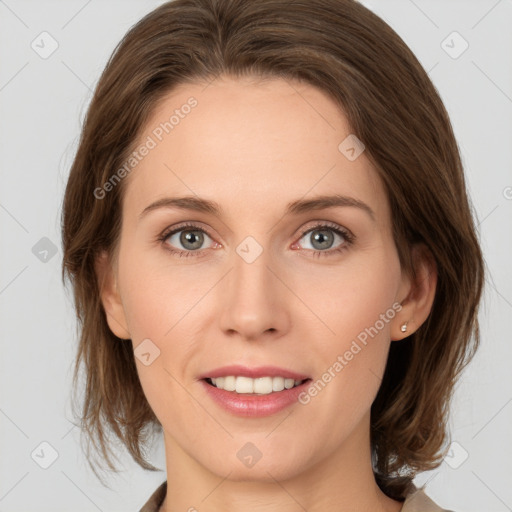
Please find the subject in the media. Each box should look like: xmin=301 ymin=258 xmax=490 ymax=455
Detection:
xmin=392 ymin=243 xmax=437 ymax=341
xmin=94 ymin=250 xmax=131 ymax=340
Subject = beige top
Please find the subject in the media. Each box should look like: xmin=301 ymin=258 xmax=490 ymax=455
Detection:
xmin=139 ymin=481 xmax=454 ymax=512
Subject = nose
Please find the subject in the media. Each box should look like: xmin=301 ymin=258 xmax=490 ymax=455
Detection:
xmin=218 ymin=244 xmax=291 ymax=342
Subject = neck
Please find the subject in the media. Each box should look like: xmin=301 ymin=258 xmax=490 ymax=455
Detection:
xmin=159 ymin=413 xmax=403 ymax=512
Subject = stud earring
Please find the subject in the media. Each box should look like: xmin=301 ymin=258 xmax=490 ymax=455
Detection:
xmin=400 ymin=322 xmax=408 ymax=333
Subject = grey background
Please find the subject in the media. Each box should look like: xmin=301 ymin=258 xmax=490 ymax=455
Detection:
xmin=1 ymin=0 xmax=511 ymax=510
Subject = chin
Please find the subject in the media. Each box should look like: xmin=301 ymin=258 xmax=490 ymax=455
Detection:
xmin=198 ymin=443 xmax=311 ymax=483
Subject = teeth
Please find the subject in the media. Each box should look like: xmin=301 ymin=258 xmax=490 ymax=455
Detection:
xmin=208 ymin=376 xmax=305 ymax=394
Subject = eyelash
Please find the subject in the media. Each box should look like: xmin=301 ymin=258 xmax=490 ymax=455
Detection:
xmin=157 ymin=221 xmax=355 ymax=259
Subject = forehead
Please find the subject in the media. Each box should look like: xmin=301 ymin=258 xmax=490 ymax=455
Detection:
xmin=122 ymin=76 xmax=388 ymax=224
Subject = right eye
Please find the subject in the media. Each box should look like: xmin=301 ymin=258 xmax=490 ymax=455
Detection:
xmin=158 ymin=222 xmax=218 ymax=257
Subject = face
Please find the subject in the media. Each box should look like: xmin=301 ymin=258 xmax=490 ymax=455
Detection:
xmin=102 ymin=75 xmax=413 ymax=483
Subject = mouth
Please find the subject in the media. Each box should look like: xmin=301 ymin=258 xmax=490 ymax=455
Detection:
xmin=203 ymin=376 xmax=311 ymax=395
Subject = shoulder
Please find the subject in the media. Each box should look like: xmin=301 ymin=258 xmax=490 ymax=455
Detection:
xmin=139 ymin=480 xmax=167 ymax=512
xmin=402 ymin=484 xmax=456 ymax=512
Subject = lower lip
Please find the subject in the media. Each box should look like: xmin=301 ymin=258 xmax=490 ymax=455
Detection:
xmin=200 ymin=379 xmax=311 ymax=417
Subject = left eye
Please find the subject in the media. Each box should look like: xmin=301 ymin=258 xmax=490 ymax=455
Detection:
xmin=295 ymin=225 xmax=351 ymax=253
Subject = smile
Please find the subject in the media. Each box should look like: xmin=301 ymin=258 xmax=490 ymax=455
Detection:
xmin=205 ymin=376 xmax=308 ymax=394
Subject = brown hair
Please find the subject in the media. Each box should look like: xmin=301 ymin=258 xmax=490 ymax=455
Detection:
xmin=61 ymin=0 xmax=485 ymax=499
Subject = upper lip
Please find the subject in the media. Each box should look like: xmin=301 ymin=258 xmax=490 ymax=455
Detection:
xmin=199 ymin=365 xmax=311 ymax=381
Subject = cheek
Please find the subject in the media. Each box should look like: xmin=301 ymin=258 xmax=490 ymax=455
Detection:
xmin=118 ymin=257 xmax=202 ymax=427
xmin=295 ymin=249 xmax=400 ymax=418
xmin=304 ymin=247 xmax=400 ymax=351
xmin=116 ymin=246 xmax=209 ymax=409
xmin=117 ymin=243 xmax=202 ymax=341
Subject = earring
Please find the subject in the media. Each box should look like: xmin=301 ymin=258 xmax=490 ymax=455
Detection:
xmin=400 ymin=322 xmax=408 ymax=333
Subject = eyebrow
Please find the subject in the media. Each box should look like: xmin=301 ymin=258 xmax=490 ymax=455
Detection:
xmin=138 ymin=194 xmax=375 ymax=222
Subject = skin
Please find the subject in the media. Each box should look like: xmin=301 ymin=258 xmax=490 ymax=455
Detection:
xmin=96 ymin=75 xmax=437 ymax=512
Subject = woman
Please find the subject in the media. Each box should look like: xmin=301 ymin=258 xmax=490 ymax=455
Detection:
xmin=61 ymin=1 xmax=484 ymax=511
